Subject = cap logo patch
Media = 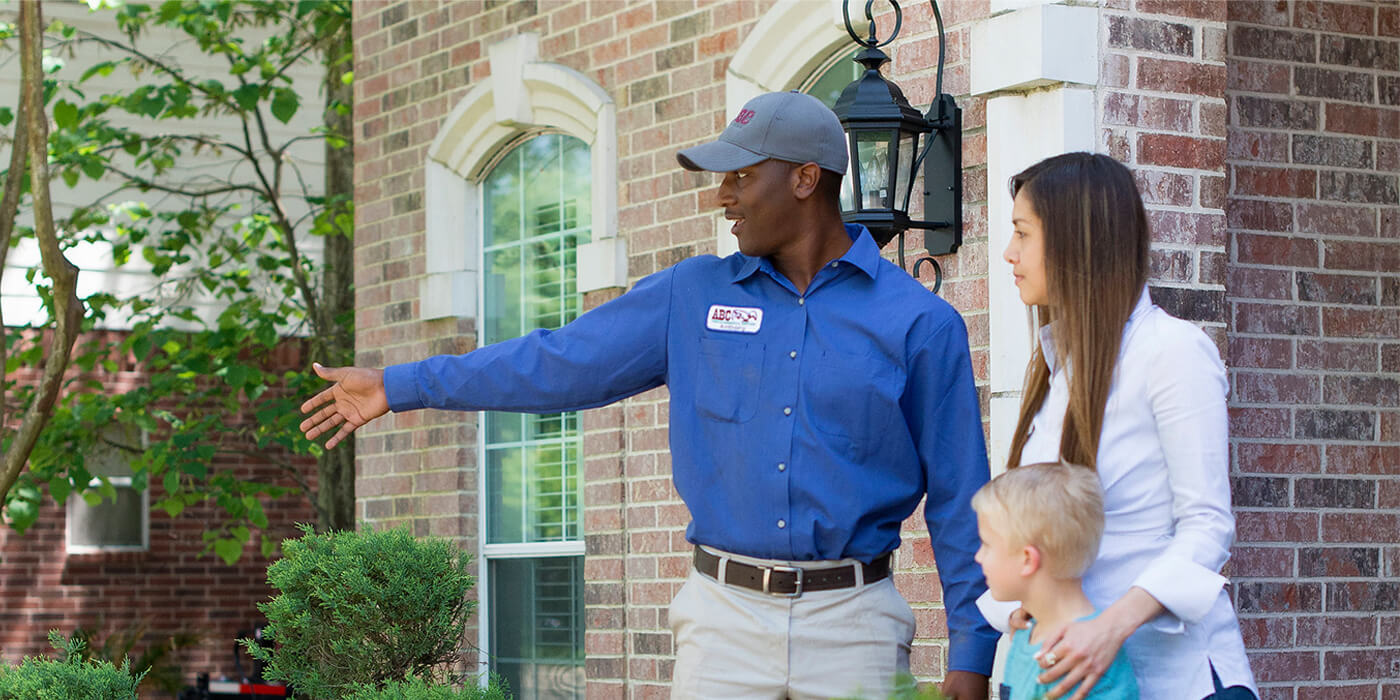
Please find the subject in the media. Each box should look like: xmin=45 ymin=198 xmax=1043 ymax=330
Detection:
xmin=733 ymin=109 xmax=756 ymax=125
xmin=706 ymin=304 xmax=763 ymax=334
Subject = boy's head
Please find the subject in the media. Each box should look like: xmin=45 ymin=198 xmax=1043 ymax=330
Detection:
xmin=970 ymin=461 xmax=1104 ymax=601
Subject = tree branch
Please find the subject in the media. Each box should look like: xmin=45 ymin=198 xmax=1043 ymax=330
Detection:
xmin=0 ymin=0 xmax=85 ymax=510
xmin=228 ymin=68 xmax=320 ymax=328
xmin=0 ymin=74 xmax=30 ymax=432
xmin=67 ymin=30 xmax=234 ymax=108
xmin=103 ymin=162 xmax=264 ymax=199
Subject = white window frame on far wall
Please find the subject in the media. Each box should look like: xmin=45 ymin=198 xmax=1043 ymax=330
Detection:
xmin=65 ymin=426 xmax=150 ymax=554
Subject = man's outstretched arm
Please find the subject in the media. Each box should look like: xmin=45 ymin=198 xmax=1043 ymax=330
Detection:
xmin=300 ymin=264 xmax=675 ymax=448
xmin=300 ymin=364 xmax=389 ymax=449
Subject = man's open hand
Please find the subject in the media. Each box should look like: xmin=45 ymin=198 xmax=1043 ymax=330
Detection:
xmin=299 ymin=363 xmax=389 ymax=449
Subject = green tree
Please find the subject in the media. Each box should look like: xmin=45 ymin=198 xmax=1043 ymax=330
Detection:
xmin=0 ymin=0 xmax=85 ymax=535
xmin=0 ymin=0 xmax=355 ymax=562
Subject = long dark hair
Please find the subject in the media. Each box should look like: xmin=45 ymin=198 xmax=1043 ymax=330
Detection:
xmin=1005 ymin=153 xmax=1151 ymax=471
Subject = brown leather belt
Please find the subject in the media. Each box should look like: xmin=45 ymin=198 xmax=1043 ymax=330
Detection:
xmin=692 ymin=546 xmax=891 ymax=598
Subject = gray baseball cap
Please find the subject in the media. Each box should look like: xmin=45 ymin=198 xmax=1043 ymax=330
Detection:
xmin=677 ymin=91 xmax=849 ymax=174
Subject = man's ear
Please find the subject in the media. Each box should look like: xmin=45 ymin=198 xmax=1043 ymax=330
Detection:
xmin=1021 ymin=545 xmax=1042 ymax=578
xmin=791 ymin=162 xmax=822 ymax=200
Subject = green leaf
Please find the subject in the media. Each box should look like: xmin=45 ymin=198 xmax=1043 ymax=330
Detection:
xmin=0 ymin=107 xmax=13 ymax=126
xmin=49 ymin=477 xmax=71 ymax=503
xmin=232 ymin=84 xmax=260 ymax=112
xmin=214 ymin=537 xmax=243 ymax=565
xmin=79 ymin=61 xmax=118 ymax=82
xmin=62 ymin=169 xmax=80 ymax=188
xmin=53 ymin=100 xmax=79 ymax=129
xmin=270 ymin=87 xmax=299 ymax=124
xmin=82 ymin=159 xmax=106 ymax=180
xmin=82 ymin=491 xmax=103 ymax=507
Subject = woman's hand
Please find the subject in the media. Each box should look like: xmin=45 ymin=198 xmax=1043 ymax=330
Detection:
xmin=1032 ymin=614 xmax=1131 ymax=699
xmin=1008 ymin=607 xmax=1033 ymax=631
xmin=1034 ymin=587 xmax=1163 ymax=699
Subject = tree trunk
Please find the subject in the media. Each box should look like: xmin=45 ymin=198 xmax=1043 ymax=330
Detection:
xmin=314 ymin=12 xmax=356 ymax=532
xmin=0 ymin=0 xmax=84 ymax=508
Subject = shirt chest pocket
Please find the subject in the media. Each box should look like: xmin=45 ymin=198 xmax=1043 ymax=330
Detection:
xmin=694 ymin=336 xmax=765 ymax=423
xmin=804 ymin=350 xmax=902 ymax=457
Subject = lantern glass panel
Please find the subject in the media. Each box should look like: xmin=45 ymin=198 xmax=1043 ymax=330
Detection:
xmin=840 ymin=134 xmax=856 ymax=212
xmin=855 ymin=130 xmax=893 ymax=210
xmin=895 ymin=132 xmax=917 ymax=211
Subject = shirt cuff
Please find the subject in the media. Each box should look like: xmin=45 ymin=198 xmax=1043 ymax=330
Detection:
xmin=1131 ymin=553 xmax=1228 ymax=625
xmin=383 ymin=362 xmax=424 ymax=412
xmin=975 ymin=591 xmax=1018 ymax=634
xmin=948 ymin=625 xmax=1000 ymax=676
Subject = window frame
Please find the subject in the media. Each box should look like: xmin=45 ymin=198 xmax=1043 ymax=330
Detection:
xmin=65 ymin=428 xmax=151 ymax=554
xmin=474 ymin=133 xmax=588 ymax=697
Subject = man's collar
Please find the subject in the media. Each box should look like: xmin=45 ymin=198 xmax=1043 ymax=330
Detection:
xmin=730 ymin=224 xmax=882 ymax=283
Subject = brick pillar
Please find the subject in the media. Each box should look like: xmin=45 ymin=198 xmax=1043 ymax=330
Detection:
xmin=1226 ymin=1 xmax=1400 ymax=697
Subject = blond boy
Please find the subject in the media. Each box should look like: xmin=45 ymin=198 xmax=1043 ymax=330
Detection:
xmin=971 ymin=462 xmax=1138 ymax=700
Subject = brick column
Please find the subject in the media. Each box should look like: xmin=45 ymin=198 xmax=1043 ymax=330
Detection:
xmin=1226 ymin=1 xmax=1400 ymax=697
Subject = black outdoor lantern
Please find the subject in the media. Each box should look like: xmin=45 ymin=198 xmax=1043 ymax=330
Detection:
xmin=833 ymin=0 xmax=962 ymax=291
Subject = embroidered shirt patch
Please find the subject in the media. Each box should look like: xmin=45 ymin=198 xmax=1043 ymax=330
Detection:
xmin=706 ymin=304 xmax=763 ymax=334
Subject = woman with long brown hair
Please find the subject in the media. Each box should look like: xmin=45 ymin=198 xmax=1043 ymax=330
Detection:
xmin=986 ymin=152 xmax=1256 ymax=700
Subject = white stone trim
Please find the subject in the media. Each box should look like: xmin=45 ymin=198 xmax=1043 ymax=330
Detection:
xmin=422 ymin=33 xmax=622 ymax=320
xmin=985 ymin=87 xmax=1097 ymax=474
xmin=970 ymin=3 xmax=1099 ymax=96
xmin=717 ymin=0 xmax=850 ymax=257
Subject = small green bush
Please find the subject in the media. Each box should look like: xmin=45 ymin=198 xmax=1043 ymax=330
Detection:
xmin=69 ymin=619 xmax=200 ymax=696
xmin=0 ymin=630 xmax=144 ymax=700
xmin=344 ymin=674 xmax=510 ymax=700
xmin=839 ymin=673 xmax=947 ymax=700
xmin=247 ymin=524 xmax=478 ymax=699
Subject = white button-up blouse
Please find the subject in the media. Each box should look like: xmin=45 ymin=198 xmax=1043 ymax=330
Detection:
xmin=979 ymin=291 xmax=1257 ymax=700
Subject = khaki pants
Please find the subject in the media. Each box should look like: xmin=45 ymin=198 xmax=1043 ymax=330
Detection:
xmin=669 ymin=550 xmax=916 ymax=699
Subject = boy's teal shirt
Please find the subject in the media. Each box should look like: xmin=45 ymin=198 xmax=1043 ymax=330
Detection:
xmin=1000 ymin=611 xmax=1139 ymax=700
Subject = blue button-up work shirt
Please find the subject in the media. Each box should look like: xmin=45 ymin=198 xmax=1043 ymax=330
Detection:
xmin=385 ymin=225 xmax=997 ymax=673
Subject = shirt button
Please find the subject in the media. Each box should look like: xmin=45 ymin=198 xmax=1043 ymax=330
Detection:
xmin=798 ymin=298 xmax=805 ymax=306
xmin=777 ymin=519 xmax=786 ymax=529
xmin=778 ymin=462 xmax=787 ymax=472
xmin=783 ymin=406 xmax=792 ymax=416
xmin=788 ymin=350 xmax=797 ymax=359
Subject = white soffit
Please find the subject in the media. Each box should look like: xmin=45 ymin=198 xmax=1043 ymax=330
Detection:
xmin=970 ymin=3 xmax=1098 ymax=96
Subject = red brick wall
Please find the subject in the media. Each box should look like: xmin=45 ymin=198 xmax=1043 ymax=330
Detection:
xmin=0 ymin=337 xmax=317 ymax=698
xmin=1100 ymin=1 xmax=1230 ymax=336
xmin=351 ymin=0 xmax=990 ymax=695
xmin=1225 ymin=1 xmax=1400 ymax=697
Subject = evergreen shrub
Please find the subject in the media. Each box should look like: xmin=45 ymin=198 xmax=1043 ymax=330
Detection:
xmin=344 ymin=673 xmax=510 ymax=700
xmin=246 ymin=524 xmax=478 ymax=699
xmin=0 ymin=630 xmax=144 ymax=699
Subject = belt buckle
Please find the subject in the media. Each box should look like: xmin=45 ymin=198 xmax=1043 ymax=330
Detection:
xmin=763 ymin=565 xmax=803 ymax=598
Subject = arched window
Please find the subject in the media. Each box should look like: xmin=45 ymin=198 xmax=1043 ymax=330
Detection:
xmin=423 ymin=33 xmax=612 ymax=700
xmin=801 ymin=48 xmax=861 ymax=109
xmin=480 ymin=132 xmax=589 ymax=699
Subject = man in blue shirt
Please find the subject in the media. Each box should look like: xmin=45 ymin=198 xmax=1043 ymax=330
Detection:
xmin=301 ymin=91 xmax=996 ymax=698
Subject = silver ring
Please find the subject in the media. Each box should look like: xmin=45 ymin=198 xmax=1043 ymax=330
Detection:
xmin=1042 ymin=651 xmax=1058 ymax=666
